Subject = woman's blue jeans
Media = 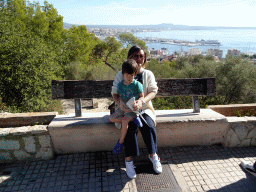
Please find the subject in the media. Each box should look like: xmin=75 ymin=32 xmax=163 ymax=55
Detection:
xmin=123 ymin=113 xmax=158 ymax=157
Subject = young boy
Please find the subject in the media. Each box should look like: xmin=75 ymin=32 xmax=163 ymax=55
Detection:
xmin=109 ymin=59 xmax=144 ymax=154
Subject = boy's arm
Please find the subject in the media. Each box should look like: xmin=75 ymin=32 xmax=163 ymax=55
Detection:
xmin=113 ymin=94 xmax=121 ymax=106
xmin=138 ymin=92 xmax=144 ymax=100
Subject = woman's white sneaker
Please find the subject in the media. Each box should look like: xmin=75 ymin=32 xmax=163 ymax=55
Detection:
xmin=148 ymin=154 xmax=162 ymax=174
xmin=125 ymin=160 xmax=136 ymax=179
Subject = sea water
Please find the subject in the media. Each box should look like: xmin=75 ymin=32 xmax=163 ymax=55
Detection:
xmin=134 ymin=28 xmax=256 ymax=57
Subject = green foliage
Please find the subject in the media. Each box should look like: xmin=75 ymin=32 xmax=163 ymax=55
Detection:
xmin=234 ymin=109 xmax=256 ymax=117
xmin=65 ymin=25 xmax=96 ymax=63
xmin=152 ymin=55 xmax=256 ymax=110
xmin=0 ymin=0 xmax=64 ymax=113
xmin=89 ymin=36 xmax=125 ymax=72
xmin=146 ymin=59 xmax=177 ymax=78
xmin=216 ymin=56 xmax=256 ymax=104
xmin=119 ymin=33 xmax=147 ymax=50
xmin=152 ymin=96 xmax=192 ymax=110
xmin=152 ymin=95 xmax=224 ymax=110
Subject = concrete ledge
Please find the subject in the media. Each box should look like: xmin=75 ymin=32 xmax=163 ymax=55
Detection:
xmin=48 ymin=109 xmax=229 ymax=154
xmin=208 ymin=103 xmax=256 ymax=116
xmin=0 ymin=112 xmax=58 ymax=128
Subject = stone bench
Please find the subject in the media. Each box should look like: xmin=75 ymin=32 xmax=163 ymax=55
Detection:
xmin=49 ymin=78 xmax=218 ymax=154
xmin=48 ymin=109 xmax=230 ymax=154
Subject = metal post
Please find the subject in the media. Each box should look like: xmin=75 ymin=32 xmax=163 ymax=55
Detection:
xmin=75 ymin=99 xmax=82 ymax=117
xmin=192 ymin=96 xmax=200 ymax=113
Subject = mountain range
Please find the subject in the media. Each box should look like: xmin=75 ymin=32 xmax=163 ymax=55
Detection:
xmin=63 ymin=22 xmax=256 ymax=30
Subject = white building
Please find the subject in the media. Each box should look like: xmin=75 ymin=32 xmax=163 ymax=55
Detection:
xmin=189 ymin=48 xmax=202 ymax=56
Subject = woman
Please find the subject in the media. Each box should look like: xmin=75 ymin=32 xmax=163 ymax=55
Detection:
xmin=111 ymin=46 xmax=162 ymax=179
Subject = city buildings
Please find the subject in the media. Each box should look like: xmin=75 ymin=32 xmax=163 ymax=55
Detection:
xmin=227 ymin=49 xmax=241 ymax=56
xmin=189 ymin=48 xmax=202 ymax=56
xmin=207 ymin=49 xmax=223 ymax=60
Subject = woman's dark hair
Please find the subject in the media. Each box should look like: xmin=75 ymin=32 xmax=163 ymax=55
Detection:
xmin=127 ymin=46 xmax=147 ymax=67
xmin=122 ymin=59 xmax=138 ymax=75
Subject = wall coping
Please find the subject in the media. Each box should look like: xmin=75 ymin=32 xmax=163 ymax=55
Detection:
xmin=48 ymin=109 xmax=227 ymax=129
xmin=0 ymin=125 xmax=48 ymax=137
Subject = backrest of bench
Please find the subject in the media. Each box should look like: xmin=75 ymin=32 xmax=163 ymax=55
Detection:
xmin=52 ymin=78 xmax=216 ymax=99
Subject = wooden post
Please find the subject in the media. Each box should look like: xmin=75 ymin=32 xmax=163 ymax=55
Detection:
xmin=192 ymin=96 xmax=200 ymax=113
xmin=75 ymin=99 xmax=82 ymax=117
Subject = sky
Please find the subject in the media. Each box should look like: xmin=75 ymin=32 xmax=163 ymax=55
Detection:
xmin=37 ymin=0 xmax=256 ymax=27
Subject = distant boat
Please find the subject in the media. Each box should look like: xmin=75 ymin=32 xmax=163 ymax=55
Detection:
xmin=195 ymin=39 xmax=221 ymax=45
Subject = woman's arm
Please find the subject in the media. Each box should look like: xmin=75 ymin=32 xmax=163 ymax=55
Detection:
xmin=134 ymin=91 xmax=156 ymax=111
xmin=133 ymin=70 xmax=158 ymax=111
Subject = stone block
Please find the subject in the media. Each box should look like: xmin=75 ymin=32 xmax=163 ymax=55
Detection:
xmin=10 ymin=127 xmax=30 ymax=135
xmin=251 ymin=136 xmax=256 ymax=146
xmin=238 ymin=139 xmax=251 ymax=147
xmin=226 ymin=129 xmax=240 ymax=147
xmin=0 ymin=139 xmax=20 ymax=150
xmin=0 ymin=152 xmax=12 ymax=161
xmin=35 ymin=148 xmax=53 ymax=160
xmin=39 ymin=135 xmax=51 ymax=148
xmin=23 ymin=136 xmax=36 ymax=153
xmin=233 ymin=125 xmax=248 ymax=141
xmin=246 ymin=123 xmax=255 ymax=130
xmin=28 ymin=125 xmax=48 ymax=134
xmin=247 ymin=128 xmax=256 ymax=139
xmin=14 ymin=150 xmax=30 ymax=160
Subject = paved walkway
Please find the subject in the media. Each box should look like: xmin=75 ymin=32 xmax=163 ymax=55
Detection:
xmin=1 ymin=145 xmax=256 ymax=192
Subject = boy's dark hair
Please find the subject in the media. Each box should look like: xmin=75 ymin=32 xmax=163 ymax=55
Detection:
xmin=122 ymin=59 xmax=138 ymax=75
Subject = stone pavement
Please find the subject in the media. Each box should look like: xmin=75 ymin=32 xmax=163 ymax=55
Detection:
xmin=0 ymin=145 xmax=256 ymax=192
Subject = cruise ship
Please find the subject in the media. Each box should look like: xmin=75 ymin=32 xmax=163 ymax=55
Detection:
xmin=195 ymin=39 xmax=221 ymax=45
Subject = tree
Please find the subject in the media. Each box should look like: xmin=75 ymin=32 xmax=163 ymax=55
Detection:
xmin=0 ymin=0 xmax=64 ymax=112
xmin=216 ymin=56 xmax=256 ymax=104
xmin=90 ymin=36 xmax=124 ymax=71
xmin=119 ymin=33 xmax=147 ymax=50
xmin=65 ymin=25 xmax=96 ymax=63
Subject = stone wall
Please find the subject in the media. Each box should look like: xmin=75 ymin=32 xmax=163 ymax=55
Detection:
xmin=225 ymin=116 xmax=256 ymax=147
xmin=1 ymin=109 xmax=256 ymax=163
xmin=0 ymin=125 xmax=54 ymax=163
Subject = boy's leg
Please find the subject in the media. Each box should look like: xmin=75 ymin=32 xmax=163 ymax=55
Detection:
xmin=119 ymin=114 xmax=134 ymax=143
xmin=113 ymin=113 xmax=134 ymax=154
xmin=109 ymin=109 xmax=124 ymax=122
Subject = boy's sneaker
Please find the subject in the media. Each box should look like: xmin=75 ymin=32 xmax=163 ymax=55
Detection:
xmin=113 ymin=140 xmax=123 ymax=154
xmin=115 ymin=122 xmax=121 ymax=129
xmin=133 ymin=116 xmax=143 ymax=127
xmin=125 ymin=160 xmax=136 ymax=179
xmin=241 ymin=161 xmax=256 ymax=177
xmin=148 ymin=154 xmax=162 ymax=174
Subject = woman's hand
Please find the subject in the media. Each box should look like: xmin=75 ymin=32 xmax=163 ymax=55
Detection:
xmin=133 ymin=99 xmax=143 ymax=111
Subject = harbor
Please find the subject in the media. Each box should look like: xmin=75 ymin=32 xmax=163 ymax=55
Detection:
xmin=138 ymin=37 xmax=221 ymax=47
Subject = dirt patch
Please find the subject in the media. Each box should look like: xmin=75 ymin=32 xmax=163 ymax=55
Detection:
xmin=61 ymin=98 xmax=114 ymax=115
